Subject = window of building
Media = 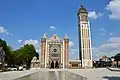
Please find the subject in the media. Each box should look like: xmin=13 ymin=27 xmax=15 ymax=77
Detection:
xmin=87 ymin=30 xmax=89 ymax=37
xmin=81 ymin=25 xmax=84 ymax=28
xmin=51 ymin=54 xmax=59 ymax=57
xmin=87 ymin=25 xmax=89 ymax=28
xmin=83 ymin=40 xmax=84 ymax=48
xmin=72 ymin=64 xmax=78 ymax=67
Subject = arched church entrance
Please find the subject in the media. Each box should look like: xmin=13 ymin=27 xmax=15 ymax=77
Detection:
xmin=50 ymin=61 xmax=54 ymax=68
xmin=55 ymin=61 xmax=59 ymax=68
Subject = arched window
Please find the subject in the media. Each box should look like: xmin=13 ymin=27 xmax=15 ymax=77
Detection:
xmin=81 ymin=25 xmax=84 ymax=28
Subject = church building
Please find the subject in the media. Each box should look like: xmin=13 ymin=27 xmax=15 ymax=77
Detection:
xmin=40 ymin=34 xmax=69 ymax=69
xmin=31 ymin=5 xmax=93 ymax=69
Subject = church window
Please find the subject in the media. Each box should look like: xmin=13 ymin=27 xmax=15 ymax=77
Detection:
xmin=88 ymin=30 xmax=89 ymax=37
xmin=86 ymin=30 xmax=88 ymax=37
xmin=82 ymin=29 xmax=84 ymax=38
xmin=83 ymin=40 xmax=84 ymax=48
xmin=87 ymin=25 xmax=89 ymax=28
xmin=53 ymin=49 xmax=57 ymax=52
xmin=81 ymin=25 xmax=84 ymax=28
xmin=52 ymin=54 xmax=58 ymax=57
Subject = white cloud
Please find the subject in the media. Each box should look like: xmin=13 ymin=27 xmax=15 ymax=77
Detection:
xmin=69 ymin=48 xmax=79 ymax=60
xmin=108 ymin=37 xmax=120 ymax=43
xmin=0 ymin=26 xmax=7 ymax=33
xmin=99 ymin=28 xmax=114 ymax=36
xmin=100 ymin=28 xmax=107 ymax=35
xmin=100 ymin=28 xmax=106 ymax=32
xmin=69 ymin=48 xmax=78 ymax=54
xmin=68 ymin=40 xmax=77 ymax=55
xmin=92 ymin=47 xmax=106 ymax=61
xmin=20 ymin=39 xmax=40 ymax=54
xmin=69 ymin=41 xmax=74 ymax=48
xmin=88 ymin=11 xmax=104 ymax=19
xmin=109 ymin=33 xmax=113 ymax=36
xmin=49 ymin=26 xmax=56 ymax=29
xmin=18 ymin=40 xmax=22 ymax=43
xmin=21 ymin=40 xmax=76 ymax=56
xmin=23 ymin=39 xmax=39 ymax=45
xmin=93 ymin=37 xmax=120 ymax=60
xmin=6 ymin=32 xmax=12 ymax=36
xmin=69 ymin=41 xmax=78 ymax=55
xmin=105 ymin=0 xmax=120 ymax=20
xmin=0 ymin=25 xmax=12 ymax=35
xmin=36 ymin=49 xmax=41 ymax=54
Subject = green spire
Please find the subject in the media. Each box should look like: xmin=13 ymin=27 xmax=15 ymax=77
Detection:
xmin=64 ymin=34 xmax=68 ymax=39
xmin=42 ymin=33 xmax=47 ymax=39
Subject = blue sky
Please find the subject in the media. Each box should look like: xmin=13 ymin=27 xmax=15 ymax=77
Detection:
xmin=0 ymin=0 xmax=120 ymax=60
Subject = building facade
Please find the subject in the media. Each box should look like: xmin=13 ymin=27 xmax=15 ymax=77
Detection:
xmin=77 ymin=5 xmax=93 ymax=68
xmin=31 ymin=5 xmax=93 ymax=69
xmin=40 ymin=34 xmax=69 ymax=69
xmin=69 ymin=60 xmax=81 ymax=69
xmin=31 ymin=56 xmax=40 ymax=68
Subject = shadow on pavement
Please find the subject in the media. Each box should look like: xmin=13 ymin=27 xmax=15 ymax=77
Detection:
xmin=107 ymin=67 xmax=120 ymax=72
xmin=103 ymin=76 xmax=120 ymax=80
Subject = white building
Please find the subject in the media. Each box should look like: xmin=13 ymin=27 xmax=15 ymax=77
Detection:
xmin=77 ymin=5 xmax=93 ymax=68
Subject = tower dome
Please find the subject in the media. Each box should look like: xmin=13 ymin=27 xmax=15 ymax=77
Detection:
xmin=78 ymin=5 xmax=88 ymax=15
xmin=42 ymin=33 xmax=47 ymax=39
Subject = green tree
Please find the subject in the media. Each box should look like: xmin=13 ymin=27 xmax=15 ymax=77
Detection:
xmin=18 ymin=44 xmax=36 ymax=69
xmin=0 ymin=39 xmax=37 ymax=70
xmin=114 ymin=53 xmax=120 ymax=67
xmin=10 ymin=50 xmax=20 ymax=67
xmin=0 ymin=39 xmax=12 ymax=71
xmin=0 ymin=39 xmax=12 ymax=64
xmin=6 ymin=46 xmax=14 ymax=66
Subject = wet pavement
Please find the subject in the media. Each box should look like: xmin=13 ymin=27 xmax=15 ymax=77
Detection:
xmin=15 ymin=71 xmax=87 ymax=80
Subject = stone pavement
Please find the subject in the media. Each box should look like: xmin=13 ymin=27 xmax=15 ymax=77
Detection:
xmin=0 ymin=68 xmax=120 ymax=80
xmin=15 ymin=69 xmax=86 ymax=80
xmin=0 ymin=68 xmax=42 ymax=80
xmin=67 ymin=68 xmax=120 ymax=80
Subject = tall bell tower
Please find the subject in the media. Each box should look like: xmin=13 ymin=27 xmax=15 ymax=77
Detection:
xmin=41 ymin=34 xmax=47 ymax=68
xmin=64 ymin=35 xmax=69 ymax=68
xmin=77 ymin=5 xmax=92 ymax=68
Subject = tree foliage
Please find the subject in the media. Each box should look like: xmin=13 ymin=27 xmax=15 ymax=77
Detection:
xmin=18 ymin=44 xmax=36 ymax=68
xmin=113 ymin=53 xmax=120 ymax=67
xmin=0 ymin=39 xmax=38 ymax=69
xmin=114 ymin=53 xmax=120 ymax=61
xmin=0 ymin=39 xmax=11 ymax=64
